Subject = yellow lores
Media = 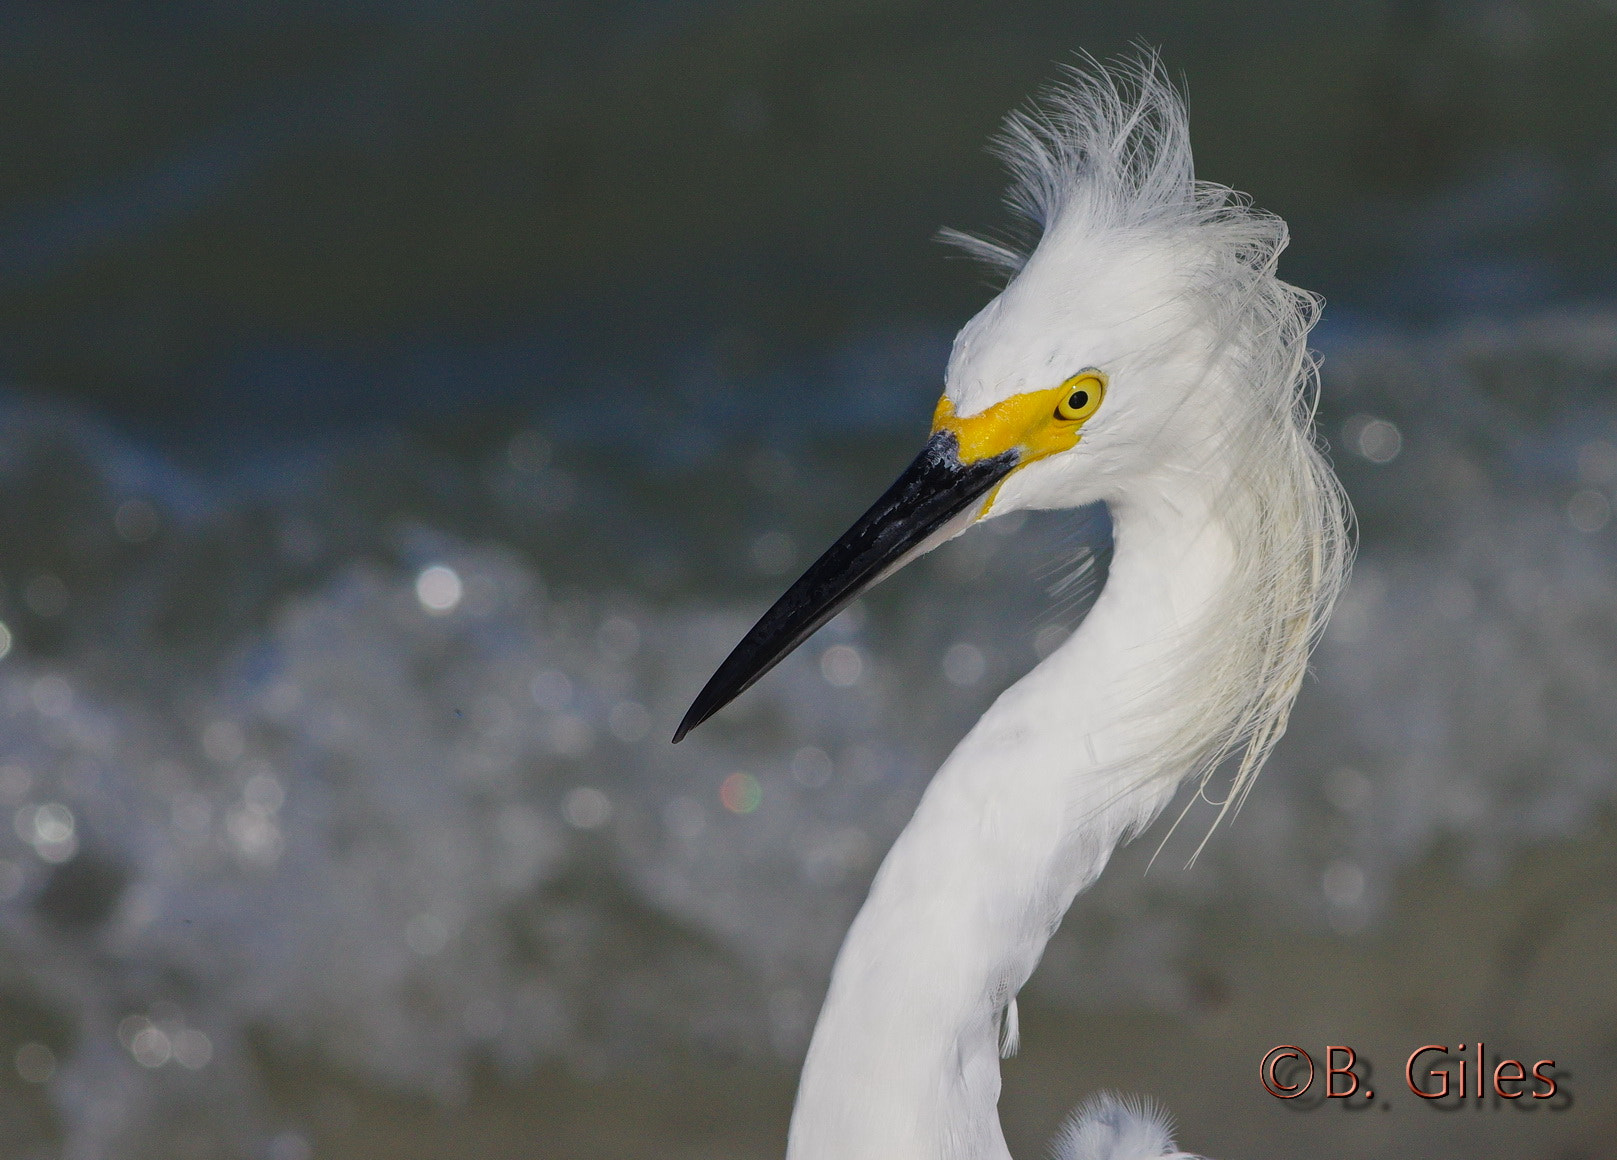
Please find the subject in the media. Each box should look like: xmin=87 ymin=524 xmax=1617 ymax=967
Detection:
xmin=931 ymin=369 xmax=1107 ymax=515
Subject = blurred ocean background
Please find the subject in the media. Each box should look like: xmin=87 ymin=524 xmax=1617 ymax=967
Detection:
xmin=1 ymin=3 xmax=1616 ymax=1157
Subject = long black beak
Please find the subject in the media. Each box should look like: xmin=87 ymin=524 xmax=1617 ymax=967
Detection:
xmin=673 ymin=430 xmax=1019 ymax=742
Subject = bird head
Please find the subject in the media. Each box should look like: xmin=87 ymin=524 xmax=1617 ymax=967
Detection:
xmin=672 ymin=226 xmax=1215 ymax=743
xmin=674 ymin=56 xmax=1281 ymax=742
xmin=934 ymin=224 xmax=1211 ymax=519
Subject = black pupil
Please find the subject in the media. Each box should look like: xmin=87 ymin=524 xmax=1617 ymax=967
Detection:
xmin=1068 ymin=390 xmax=1089 ymax=411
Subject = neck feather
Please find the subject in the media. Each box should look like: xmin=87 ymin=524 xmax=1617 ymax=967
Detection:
xmin=786 ymin=466 xmax=1247 ymax=1160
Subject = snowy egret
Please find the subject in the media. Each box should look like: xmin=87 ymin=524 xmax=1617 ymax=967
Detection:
xmin=676 ymin=53 xmax=1350 ymax=1160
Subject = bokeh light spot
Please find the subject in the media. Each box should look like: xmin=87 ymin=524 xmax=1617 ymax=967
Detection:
xmin=19 ymin=802 xmax=77 ymax=863
xmin=720 ymin=772 xmax=762 ymax=815
xmin=1346 ymin=414 xmax=1402 ymax=464
xmin=0 ymin=859 xmax=22 ymax=901
xmin=30 ymin=676 xmax=73 ymax=718
xmin=749 ymin=530 xmax=798 ymax=575
xmin=30 ymin=803 xmax=73 ymax=845
xmin=820 ymin=644 xmax=863 ymax=687
xmin=415 ymin=565 xmax=464 ymax=613
xmin=1322 ymin=860 xmax=1366 ymax=907
xmin=562 ymin=786 xmax=612 ymax=830
xmin=243 ymin=771 xmax=285 ymax=813
xmin=790 ymin=746 xmax=833 ymax=790
xmin=608 ymin=701 xmax=651 ymax=744
xmin=541 ymin=715 xmax=594 ymax=757
xmin=268 ymin=1131 xmax=313 ymax=1160
xmin=24 ymin=574 xmax=67 ymax=618
xmin=131 ymin=1025 xmax=172 ymax=1068
xmin=1567 ymin=489 xmax=1610 ymax=532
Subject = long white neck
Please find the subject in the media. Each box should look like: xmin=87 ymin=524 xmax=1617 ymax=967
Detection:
xmin=786 ymin=465 xmax=1238 ymax=1160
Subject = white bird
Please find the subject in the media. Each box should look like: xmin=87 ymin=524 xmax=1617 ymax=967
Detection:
xmin=675 ymin=53 xmax=1351 ymax=1160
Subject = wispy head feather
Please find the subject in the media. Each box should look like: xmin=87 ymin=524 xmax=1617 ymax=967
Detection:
xmin=941 ymin=51 xmax=1199 ymax=276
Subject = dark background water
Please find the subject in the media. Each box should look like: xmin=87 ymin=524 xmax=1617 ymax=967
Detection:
xmin=2 ymin=4 xmax=1617 ymax=1159
xmin=4 ymin=0 xmax=1614 ymax=433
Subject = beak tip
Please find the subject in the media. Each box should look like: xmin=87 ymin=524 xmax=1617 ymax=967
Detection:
xmin=671 ymin=706 xmax=704 ymax=744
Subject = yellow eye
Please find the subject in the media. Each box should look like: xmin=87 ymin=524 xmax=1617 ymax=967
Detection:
xmin=1055 ymin=370 xmax=1107 ymax=422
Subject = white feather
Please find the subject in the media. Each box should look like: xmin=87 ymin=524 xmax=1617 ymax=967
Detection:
xmin=997 ymin=996 xmax=1020 ymax=1058
xmin=783 ymin=50 xmax=1352 ymax=1160
xmin=947 ymin=50 xmax=1353 ymax=842
xmin=1051 ymin=1093 xmax=1203 ymax=1160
